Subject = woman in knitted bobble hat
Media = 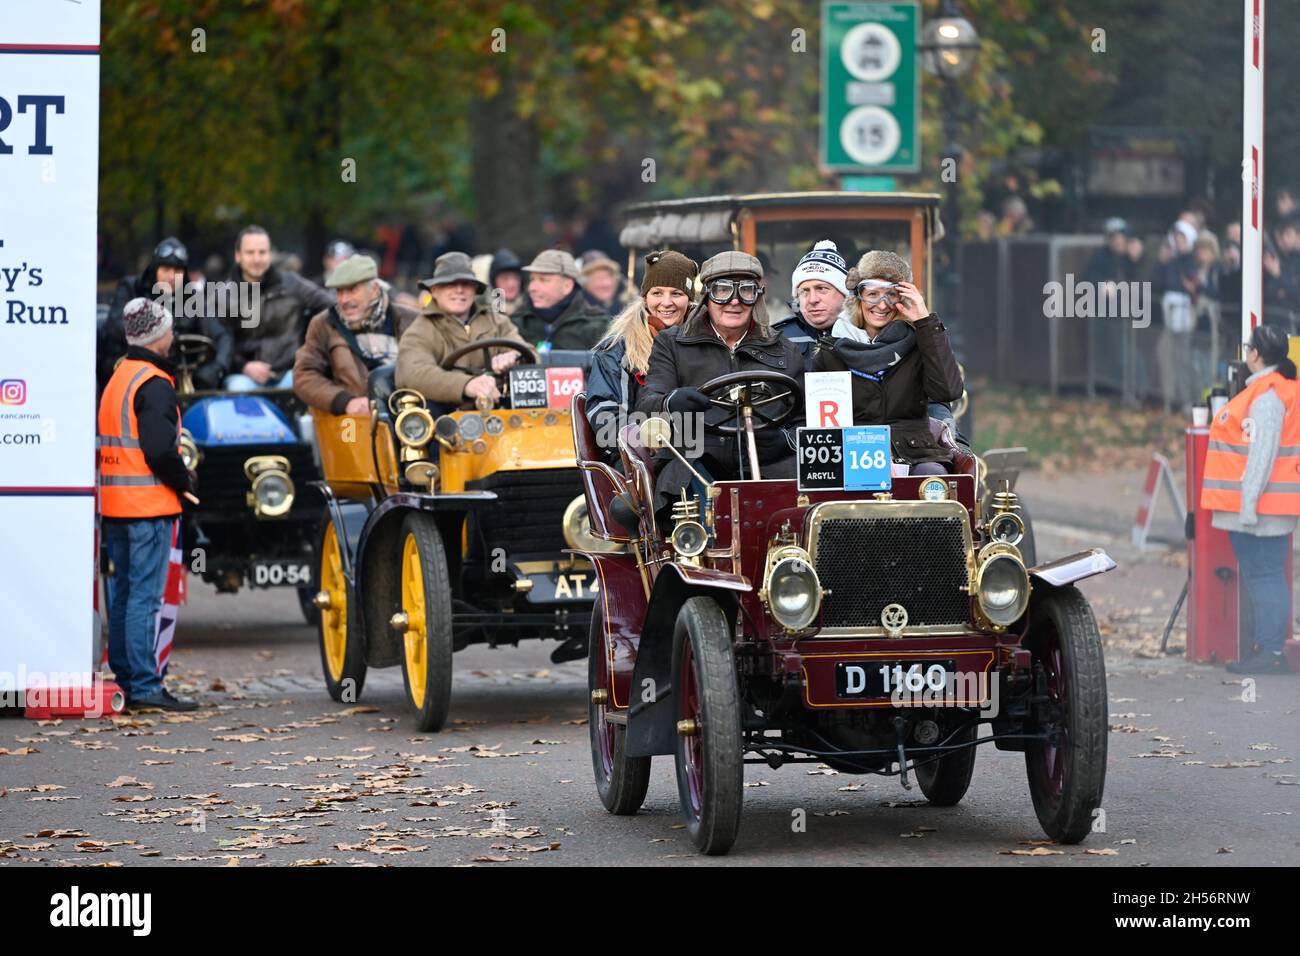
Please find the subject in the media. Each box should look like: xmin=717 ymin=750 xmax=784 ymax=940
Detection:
xmin=585 ymin=250 xmax=698 ymax=459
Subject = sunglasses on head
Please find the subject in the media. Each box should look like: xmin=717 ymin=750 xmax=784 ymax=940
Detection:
xmin=706 ymin=278 xmax=762 ymax=305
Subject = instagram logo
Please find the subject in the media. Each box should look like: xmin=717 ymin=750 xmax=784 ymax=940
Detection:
xmin=0 ymin=380 xmax=26 ymax=405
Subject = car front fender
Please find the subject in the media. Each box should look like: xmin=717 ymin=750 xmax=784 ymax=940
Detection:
xmin=624 ymin=564 xmax=745 ymax=759
xmin=1028 ymin=548 xmax=1116 ymax=588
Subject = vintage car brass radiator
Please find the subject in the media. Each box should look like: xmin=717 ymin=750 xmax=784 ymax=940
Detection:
xmin=807 ymin=500 xmax=972 ymax=635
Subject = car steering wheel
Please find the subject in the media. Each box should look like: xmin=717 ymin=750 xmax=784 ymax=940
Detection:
xmin=440 ymin=338 xmax=539 ymax=377
xmin=175 ymin=333 xmax=216 ymax=371
xmin=696 ymin=370 xmax=801 ymax=434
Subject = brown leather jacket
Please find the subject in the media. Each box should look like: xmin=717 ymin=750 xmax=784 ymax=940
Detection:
xmin=395 ymin=303 xmax=525 ymax=406
xmin=293 ymin=302 xmax=418 ymax=414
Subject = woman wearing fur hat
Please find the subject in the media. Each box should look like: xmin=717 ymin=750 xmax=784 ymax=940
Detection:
xmin=585 ymin=250 xmax=698 ymax=458
xmin=812 ymin=250 xmax=963 ymax=475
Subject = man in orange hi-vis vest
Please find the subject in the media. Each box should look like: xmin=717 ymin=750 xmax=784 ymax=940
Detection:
xmin=1202 ymin=324 xmax=1300 ymax=675
xmin=98 ymin=298 xmax=200 ymax=711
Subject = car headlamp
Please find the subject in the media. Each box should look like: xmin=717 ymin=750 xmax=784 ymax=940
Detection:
xmin=762 ymin=547 xmax=821 ymax=631
xmin=988 ymin=511 xmax=1025 ymax=547
xmin=918 ymin=477 xmax=949 ymax=501
xmin=244 ymin=455 xmax=295 ymax=518
xmin=394 ymin=406 xmax=434 ymax=448
xmin=670 ymin=520 xmax=708 ymax=559
xmin=975 ymin=545 xmax=1030 ymax=629
xmin=562 ymin=495 xmax=623 ymax=553
xmin=178 ymin=429 xmax=200 ymax=471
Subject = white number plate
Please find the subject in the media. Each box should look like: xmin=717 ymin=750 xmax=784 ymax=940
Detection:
xmin=836 ymin=660 xmax=955 ymax=697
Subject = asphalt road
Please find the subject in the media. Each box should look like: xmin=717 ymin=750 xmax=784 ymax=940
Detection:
xmin=2 ymin=521 xmax=1296 ymax=867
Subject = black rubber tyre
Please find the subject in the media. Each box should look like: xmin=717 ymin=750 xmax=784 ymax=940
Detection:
xmin=1024 ymin=586 xmax=1108 ymax=843
xmin=315 ymin=519 xmax=367 ymax=703
xmin=588 ymin=602 xmax=651 ymax=814
xmin=672 ymin=596 xmax=743 ymax=855
xmin=915 ymin=722 xmax=978 ymax=806
xmin=397 ymin=512 xmax=454 ymax=732
xmin=1019 ymin=503 xmax=1038 ymax=567
xmin=298 ymin=585 xmax=321 ymax=627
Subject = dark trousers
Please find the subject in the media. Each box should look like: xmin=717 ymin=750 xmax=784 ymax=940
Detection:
xmin=1228 ymin=530 xmax=1292 ymax=655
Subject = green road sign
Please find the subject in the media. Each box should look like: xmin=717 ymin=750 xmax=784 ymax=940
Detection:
xmin=820 ymin=1 xmax=919 ymax=173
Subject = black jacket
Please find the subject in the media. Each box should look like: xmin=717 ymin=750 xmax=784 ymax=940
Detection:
xmin=514 ymin=289 xmax=609 ymax=350
xmin=636 ymin=314 xmax=804 ymax=475
xmin=812 ymin=314 xmax=963 ymax=465
xmin=105 ymin=347 xmax=192 ymax=518
xmin=772 ymin=311 xmax=831 ymax=359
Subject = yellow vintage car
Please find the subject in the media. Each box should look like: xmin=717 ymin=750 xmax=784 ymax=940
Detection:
xmin=309 ymin=339 xmax=613 ymax=731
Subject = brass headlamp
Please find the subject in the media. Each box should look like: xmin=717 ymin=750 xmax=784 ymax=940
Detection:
xmin=244 ymin=455 xmax=294 ymax=518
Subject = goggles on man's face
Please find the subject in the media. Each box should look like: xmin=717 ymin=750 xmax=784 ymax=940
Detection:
xmin=706 ymin=278 xmax=762 ymax=305
xmin=856 ymin=279 xmax=900 ymax=307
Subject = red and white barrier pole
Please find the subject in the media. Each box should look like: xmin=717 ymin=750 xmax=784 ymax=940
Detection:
xmin=1242 ymin=0 xmax=1265 ymax=343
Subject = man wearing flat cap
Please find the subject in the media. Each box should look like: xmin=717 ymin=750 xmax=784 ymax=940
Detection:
xmin=293 ymin=255 xmax=419 ymax=415
xmin=636 ymin=250 xmax=803 ymax=512
xmin=513 ymin=249 xmax=610 ymax=351
xmin=396 ymin=251 xmax=526 ymax=408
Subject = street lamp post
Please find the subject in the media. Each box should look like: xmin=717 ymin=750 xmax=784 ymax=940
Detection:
xmin=921 ymin=1 xmax=980 ymax=354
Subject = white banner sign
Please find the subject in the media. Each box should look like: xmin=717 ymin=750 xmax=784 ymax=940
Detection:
xmin=0 ymin=1 xmax=101 ymax=689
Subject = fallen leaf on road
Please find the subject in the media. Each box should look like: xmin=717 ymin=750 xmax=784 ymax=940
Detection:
xmin=473 ymin=855 xmax=512 ymax=863
xmin=0 ymin=747 xmax=38 ymax=756
xmin=289 ymin=858 xmax=334 ymax=866
xmin=1085 ymin=848 xmax=1120 ymax=856
xmin=338 ymin=706 xmax=380 ymax=716
xmin=106 ymin=776 xmax=153 ymax=789
xmin=215 ymin=734 xmax=268 ymax=743
xmin=111 ymin=795 xmax=154 ymax=803
xmin=1249 ymin=743 xmax=1278 ymax=751
xmin=1002 ymin=847 xmax=1063 ymax=857
xmin=1209 ymin=760 xmax=1264 ymax=769
xmin=1217 ymin=847 xmax=1233 ymax=854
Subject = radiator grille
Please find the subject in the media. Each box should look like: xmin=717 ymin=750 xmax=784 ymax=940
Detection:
xmin=466 ymin=467 xmax=581 ymax=557
xmin=813 ymin=513 xmax=970 ymax=630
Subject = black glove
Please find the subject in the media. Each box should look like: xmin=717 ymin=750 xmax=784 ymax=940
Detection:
xmin=666 ymin=387 xmax=710 ymax=414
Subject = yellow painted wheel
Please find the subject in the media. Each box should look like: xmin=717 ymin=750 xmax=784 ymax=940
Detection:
xmin=401 ymin=532 xmax=428 ymax=709
xmin=321 ymin=524 xmax=348 ymax=682
xmin=397 ymin=512 xmax=453 ymax=731
xmin=315 ymin=519 xmax=366 ymax=702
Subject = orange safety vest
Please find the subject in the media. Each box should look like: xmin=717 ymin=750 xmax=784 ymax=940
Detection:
xmin=97 ymin=358 xmax=183 ymax=518
xmin=1201 ymin=370 xmax=1300 ymax=515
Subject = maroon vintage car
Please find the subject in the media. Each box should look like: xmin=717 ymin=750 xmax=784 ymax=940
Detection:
xmin=570 ymin=372 xmax=1115 ymax=855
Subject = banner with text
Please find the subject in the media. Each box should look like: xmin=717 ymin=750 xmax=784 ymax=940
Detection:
xmin=0 ymin=2 xmax=101 ymax=689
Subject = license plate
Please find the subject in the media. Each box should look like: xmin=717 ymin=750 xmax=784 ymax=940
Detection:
xmin=249 ymin=559 xmax=312 ymax=588
xmin=835 ymin=660 xmax=956 ymax=698
xmin=526 ymin=570 xmax=599 ymax=603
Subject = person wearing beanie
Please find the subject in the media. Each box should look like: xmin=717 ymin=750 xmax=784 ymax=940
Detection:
xmin=1204 ymin=324 xmax=1299 ymax=675
xmin=489 ymin=248 xmax=527 ymax=318
xmin=293 ymin=255 xmax=419 ymax=415
xmin=513 ymin=249 xmax=610 ymax=350
xmin=812 ymin=250 xmax=964 ymax=475
xmin=773 ymin=239 xmax=850 ymax=357
xmin=97 ymin=298 xmax=199 ymax=712
xmin=635 ymin=250 xmax=804 ymax=512
xmin=586 ymin=250 xmax=698 ymax=456
xmin=396 ymin=251 xmax=527 ymax=411
xmin=98 ymin=237 xmax=234 ymax=395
